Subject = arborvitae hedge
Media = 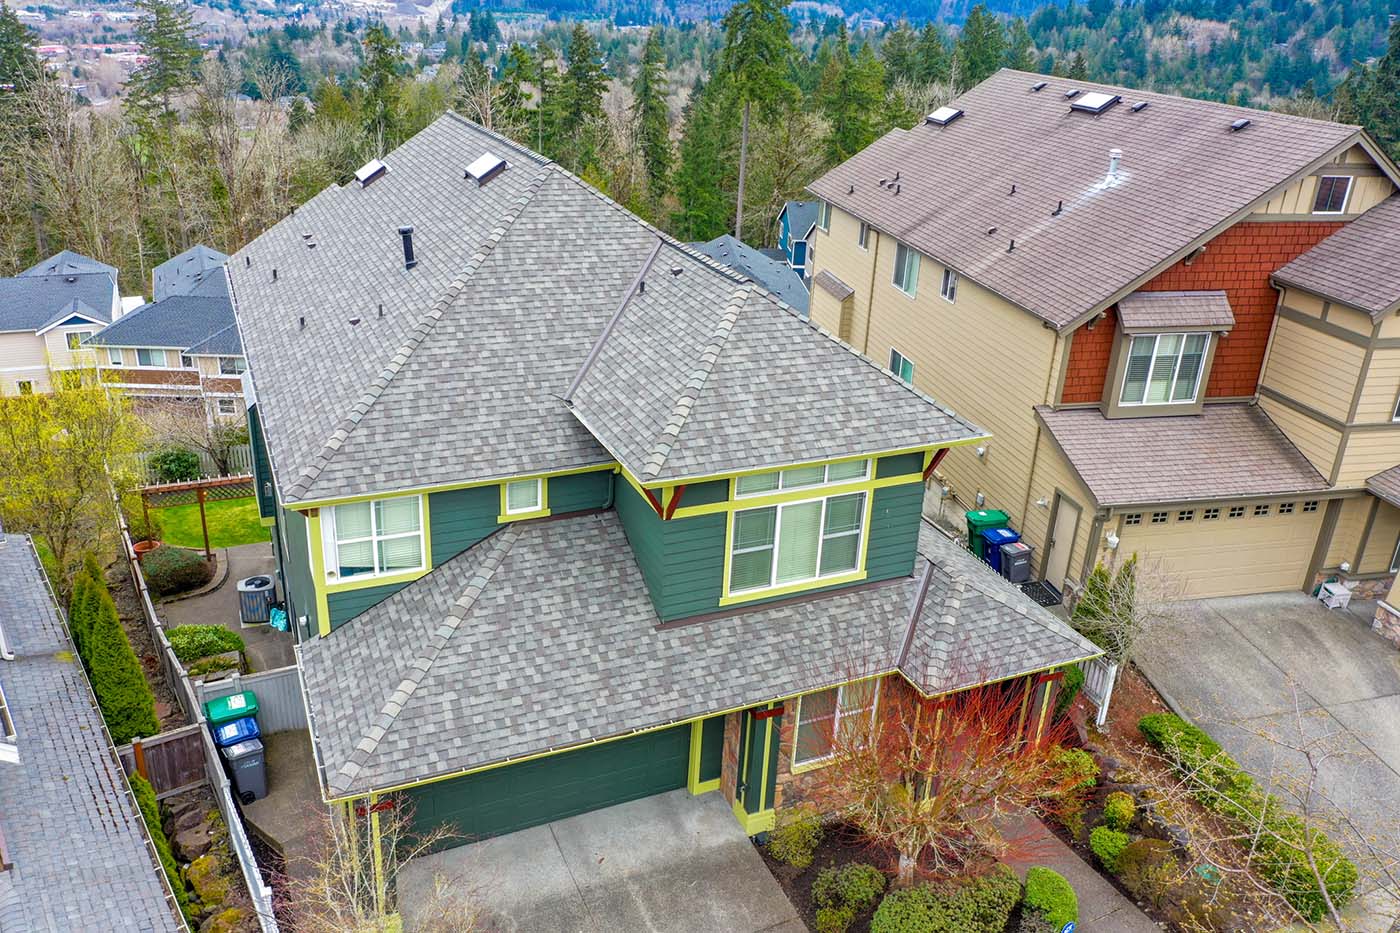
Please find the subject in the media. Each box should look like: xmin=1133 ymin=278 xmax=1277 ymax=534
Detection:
xmin=130 ymin=772 xmax=191 ymax=921
xmin=68 ymin=558 xmax=159 ymax=745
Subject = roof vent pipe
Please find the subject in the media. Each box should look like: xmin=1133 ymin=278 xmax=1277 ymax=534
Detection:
xmin=1108 ymin=148 xmax=1122 ymax=179
xmin=399 ymin=226 xmax=418 ymax=270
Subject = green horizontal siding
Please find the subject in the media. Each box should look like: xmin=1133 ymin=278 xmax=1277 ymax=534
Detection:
xmin=429 ymin=485 xmax=499 ymax=564
xmin=678 ymin=479 xmax=728 ymax=507
xmin=279 ymin=507 xmax=318 ymax=637
xmin=248 ymin=405 xmax=276 ymax=521
xmin=864 ymin=482 xmax=925 ymax=581
xmin=699 ymin=715 xmax=725 ymax=782
xmin=549 ymin=470 xmax=612 ymax=513
xmin=327 ymin=582 xmax=412 ymax=630
xmin=876 ymin=451 xmax=924 ymax=479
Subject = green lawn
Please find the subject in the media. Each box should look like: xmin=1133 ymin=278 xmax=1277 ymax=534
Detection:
xmin=154 ymin=497 xmax=269 ymax=550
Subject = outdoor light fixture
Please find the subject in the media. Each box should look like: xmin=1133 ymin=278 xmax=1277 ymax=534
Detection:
xmin=975 ymin=492 xmax=986 ymax=507
xmin=1036 ymin=497 xmax=1049 ymax=508
xmin=975 ymin=445 xmax=988 ymax=458
xmin=1106 ymin=531 xmax=1121 ymax=550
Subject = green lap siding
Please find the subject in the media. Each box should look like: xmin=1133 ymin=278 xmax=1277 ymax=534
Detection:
xmin=864 ymin=482 xmax=925 ymax=580
xmin=248 ymin=405 xmax=276 ymax=521
xmin=327 ymin=583 xmax=412 ymax=630
xmin=698 ymin=715 xmax=725 ymax=783
xmin=876 ymin=452 xmax=924 ymax=479
xmin=402 ymin=725 xmax=691 ymax=844
xmin=549 ymin=469 xmax=613 ymax=513
xmin=278 ymin=507 xmax=319 ymax=636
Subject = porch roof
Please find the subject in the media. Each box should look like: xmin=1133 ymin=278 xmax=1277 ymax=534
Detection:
xmin=1116 ymin=290 xmax=1234 ymax=332
xmin=1367 ymin=464 xmax=1400 ymax=510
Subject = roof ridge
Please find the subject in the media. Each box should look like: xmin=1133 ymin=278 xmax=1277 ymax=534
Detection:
xmin=441 ymin=109 xmax=552 ymax=166
xmin=639 ymin=283 xmax=751 ymax=480
xmin=331 ymin=524 xmax=522 ymax=794
xmin=287 ymin=165 xmax=555 ymax=501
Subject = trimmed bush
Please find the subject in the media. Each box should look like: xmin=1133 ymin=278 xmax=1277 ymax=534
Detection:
xmin=815 ymin=905 xmax=856 ymax=933
xmin=767 ymin=806 xmax=823 ymax=869
xmin=813 ymin=862 xmax=886 ymax=913
xmin=1089 ymin=825 xmax=1130 ymax=873
xmin=167 ymin=624 xmax=244 ymax=663
xmin=1054 ymin=664 xmax=1085 ymax=718
xmin=130 ymin=773 xmax=191 ymax=920
xmin=69 ymin=563 xmax=158 ymax=745
xmin=186 ymin=655 xmax=241 ymax=678
xmin=1102 ymin=790 xmax=1136 ymax=831
xmin=870 ymin=864 xmax=1020 ymax=933
xmin=149 ymin=445 xmax=201 ymax=484
xmin=143 ymin=545 xmax=214 ymax=598
xmin=1116 ymin=839 xmax=1178 ymax=906
xmin=1023 ymin=866 xmax=1078 ymax=929
xmin=1051 ymin=746 xmax=1099 ymax=791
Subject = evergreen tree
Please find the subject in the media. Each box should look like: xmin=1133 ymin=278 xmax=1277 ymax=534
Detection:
xmin=126 ymin=0 xmax=203 ymax=121
xmin=1337 ymin=18 xmax=1400 ymax=163
xmin=554 ymin=25 xmax=607 ymax=173
xmin=915 ymin=23 xmax=951 ymax=84
xmin=673 ymin=77 xmax=733 ymax=241
xmin=360 ymin=25 xmax=404 ymax=150
xmin=1004 ymin=18 xmax=1036 ymax=72
xmin=0 ymin=6 xmax=43 ymax=92
xmin=1067 ymin=49 xmax=1088 ymax=80
xmin=954 ymin=5 xmax=1005 ymax=89
xmin=497 ymin=43 xmax=536 ymax=138
xmin=631 ymin=29 xmax=671 ymax=207
xmin=818 ymin=28 xmax=884 ymax=164
xmin=881 ymin=22 xmax=919 ymax=85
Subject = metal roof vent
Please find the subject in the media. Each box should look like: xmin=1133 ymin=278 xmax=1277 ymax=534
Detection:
xmin=1131 ymin=101 xmax=1149 ymax=112
xmin=465 ymin=152 xmax=507 ymax=186
xmin=1064 ymin=88 xmax=1081 ymax=99
xmin=1071 ymin=91 xmax=1120 ymax=114
xmin=1230 ymin=118 xmax=1251 ymax=132
xmin=925 ymin=106 xmax=964 ymax=127
xmin=355 ymin=159 xmax=388 ymax=187
xmin=398 ymin=226 xmax=418 ymax=270
xmin=1031 ymin=80 xmax=1047 ymax=91
xmin=1107 ymin=148 xmax=1123 ymax=180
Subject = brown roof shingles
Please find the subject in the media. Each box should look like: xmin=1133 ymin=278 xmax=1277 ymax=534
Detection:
xmin=1274 ymin=194 xmax=1400 ymax=318
xmin=1036 ymin=403 xmax=1329 ymax=507
xmin=1367 ymin=464 xmax=1400 ymax=509
xmin=1117 ymin=290 xmax=1234 ymax=331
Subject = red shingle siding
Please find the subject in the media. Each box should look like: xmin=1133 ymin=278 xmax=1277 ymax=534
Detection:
xmin=1057 ymin=221 xmax=1345 ymax=403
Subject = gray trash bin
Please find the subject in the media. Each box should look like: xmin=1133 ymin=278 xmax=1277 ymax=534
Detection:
xmin=1000 ymin=541 xmax=1034 ymax=584
xmin=236 ymin=576 xmax=276 ymax=624
xmin=222 ymin=737 xmax=267 ymax=803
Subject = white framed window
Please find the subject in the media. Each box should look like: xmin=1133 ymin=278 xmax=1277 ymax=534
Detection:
xmin=1151 ymin=511 xmax=1168 ymax=524
xmin=1254 ymin=504 xmax=1270 ymax=517
xmin=728 ymin=491 xmax=866 ymax=594
xmin=857 ymin=221 xmax=870 ymax=249
xmin=940 ymin=268 xmax=958 ymax=303
xmin=1228 ymin=505 xmax=1246 ymax=518
xmin=215 ymin=398 xmax=238 ymax=416
xmin=1120 ymin=332 xmax=1209 ymax=406
xmin=66 ymin=330 xmax=91 ymax=350
xmin=734 ymin=459 xmax=868 ymax=498
xmin=1313 ymin=176 xmax=1351 ymax=214
xmin=1177 ymin=510 xmax=1193 ymax=522
xmin=793 ymin=680 xmax=879 ymax=766
xmin=1123 ymin=513 xmax=1141 ymax=525
xmin=1391 ymin=538 xmax=1400 ymax=575
xmin=1203 ymin=508 xmax=1220 ymax=520
xmin=219 ymin=356 xmax=247 ymax=375
xmin=817 ymin=201 xmax=832 ymax=231
xmin=892 ymin=243 xmax=920 ymax=297
xmin=180 ymin=354 xmax=193 ymax=368
xmin=1391 ymin=391 xmax=1400 ymax=423
xmin=1280 ymin=502 xmax=1295 ymax=514
xmin=323 ymin=495 xmax=424 ymax=581
xmin=504 ymin=477 xmax=542 ymax=514
xmin=136 ymin=347 xmax=167 ymax=367
xmin=889 ymin=348 xmax=914 ymax=383
xmin=1303 ymin=500 xmax=1319 ymax=512
xmin=107 ymin=347 xmax=123 ymax=366
xmin=16 ymin=380 xmax=32 ymax=395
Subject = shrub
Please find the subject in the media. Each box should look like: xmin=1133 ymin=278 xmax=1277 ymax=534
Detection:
xmin=76 ymin=572 xmax=158 ymax=745
xmin=143 ymin=545 xmax=214 ymax=598
xmin=1102 ymin=790 xmax=1136 ymax=831
xmin=1051 ymin=746 xmax=1099 ymax=791
xmin=186 ymin=655 xmax=241 ymax=678
xmin=1116 ymin=839 xmax=1178 ymax=907
xmin=1089 ymin=825 xmax=1130 ymax=873
xmin=1255 ymin=811 xmax=1359 ymax=923
xmin=1054 ymin=664 xmax=1085 ymax=718
xmin=130 ymin=773 xmax=191 ymax=920
xmin=167 ymin=624 xmax=244 ymax=663
xmin=813 ymin=862 xmax=886 ymax=913
xmin=767 ymin=806 xmax=823 ymax=869
xmin=149 ymin=445 xmax=201 ymax=484
xmin=870 ymin=864 xmax=1020 ymax=933
xmin=1022 ymin=866 xmax=1078 ymax=929
xmin=815 ymin=905 xmax=855 ymax=933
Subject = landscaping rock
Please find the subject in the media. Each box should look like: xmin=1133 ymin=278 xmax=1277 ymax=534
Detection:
xmin=187 ymin=853 xmax=231 ymax=905
xmin=198 ymin=907 xmax=249 ymax=933
xmin=174 ymin=825 xmax=213 ymax=861
xmin=167 ymin=805 xmax=207 ymax=835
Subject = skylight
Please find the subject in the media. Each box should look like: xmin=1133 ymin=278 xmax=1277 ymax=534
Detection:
xmin=1071 ymin=91 xmax=1120 ymax=114
xmin=354 ymin=159 xmax=388 ymax=187
xmin=925 ymin=106 xmax=964 ymax=127
xmin=465 ymin=152 xmax=507 ymax=186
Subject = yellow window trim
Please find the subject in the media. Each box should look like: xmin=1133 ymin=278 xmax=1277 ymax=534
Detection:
xmin=307 ymin=509 xmax=332 ymax=637
xmin=687 ymin=719 xmax=722 ymax=795
xmin=313 ymin=495 xmax=433 ymax=625
xmin=621 ymin=443 xmax=948 ymax=496
xmin=498 ymin=475 xmax=551 ymax=523
xmin=288 ymin=461 xmax=617 ymax=512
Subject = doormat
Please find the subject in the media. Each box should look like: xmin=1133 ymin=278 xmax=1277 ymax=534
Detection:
xmin=1019 ymin=581 xmax=1063 ymax=608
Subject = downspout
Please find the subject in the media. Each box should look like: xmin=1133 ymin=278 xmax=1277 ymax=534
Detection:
xmin=861 ymin=229 xmax=884 ymax=357
xmin=1020 ymin=329 xmax=1063 ymax=526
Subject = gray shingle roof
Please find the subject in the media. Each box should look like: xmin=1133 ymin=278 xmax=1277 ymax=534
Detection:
xmin=0 ymin=272 xmax=115 ymax=333
xmin=1273 ymin=194 xmax=1400 ymax=318
xmin=1037 ymin=402 xmax=1329 ymax=507
xmin=153 ymin=244 xmax=228 ymax=301
xmin=691 ymin=234 xmax=810 ymax=314
xmin=808 ymin=69 xmax=1372 ymax=330
xmin=300 ymin=514 xmax=1098 ymax=798
xmin=782 ymin=200 xmax=818 ymax=240
xmin=88 ymin=282 xmax=237 ymax=354
xmin=0 ymin=535 xmax=182 ymax=932
xmin=1117 ymin=290 xmax=1234 ymax=331
xmin=1366 ymin=464 xmax=1400 ymax=509
xmin=20 ymin=250 xmax=117 ymax=280
xmin=814 ymin=269 xmax=855 ymax=301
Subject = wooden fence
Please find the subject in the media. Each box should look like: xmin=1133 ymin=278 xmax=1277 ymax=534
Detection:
xmin=116 ymin=725 xmax=207 ymax=800
xmin=142 ymin=444 xmax=252 ymax=485
xmin=196 ymin=668 xmax=306 ymax=735
xmin=1081 ymin=655 xmax=1120 ymax=729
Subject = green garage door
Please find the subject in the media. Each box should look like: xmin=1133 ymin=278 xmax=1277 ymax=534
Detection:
xmin=403 ymin=724 xmax=691 ymax=844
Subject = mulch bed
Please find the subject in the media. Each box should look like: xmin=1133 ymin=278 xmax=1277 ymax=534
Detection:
xmin=105 ymin=557 xmax=186 ymax=731
xmin=756 ymin=823 xmax=899 ymax=933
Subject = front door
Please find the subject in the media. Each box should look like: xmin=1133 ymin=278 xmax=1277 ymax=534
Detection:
xmin=1044 ymin=494 xmax=1082 ymax=591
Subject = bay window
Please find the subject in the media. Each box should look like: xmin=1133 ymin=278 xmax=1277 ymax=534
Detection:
xmin=1119 ymin=332 xmax=1208 ymax=406
xmin=793 ymin=680 xmax=879 ymax=765
xmin=729 ymin=490 xmax=866 ymax=594
xmin=323 ymin=495 xmax=424 ymax=581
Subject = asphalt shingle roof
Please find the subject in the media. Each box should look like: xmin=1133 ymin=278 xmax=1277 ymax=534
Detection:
xmin=782 ymin=200 xmax=819 ymax=240
xmin=0 ymin=272 xmax=114 ymax=334
xmin=1273 ymin=194 xmax=1400 ymax=318
xmin=814 ymin=270 xmax=855 ymax=301
xmin=807 ymin=69 xmax=1370 ymax=329
xmin=691 ymin=234 xmax=810 ymax=314
xmin=299 ymin=515 xmax=1098 ymax=798
xmin=1366 ymin=464 xmax=1400 ymax=509
xmin=88 ymin=282 xmax=237 ymax=354
xmin=153 ymin=245 xmax=228 ymax=301
xmin=0 ymin=535 xmax=182 ymax=932
xmin=1117 ymin=290 xmax=1234 ymax=331
xmin=1037 ymin=402 xmax=1329 ymax=507
xmin=20 ymin=250 xmax=117 ymax=280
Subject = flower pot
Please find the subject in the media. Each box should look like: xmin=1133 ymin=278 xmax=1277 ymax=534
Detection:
xmin=133 ymin=539 xmax=162 ymax=562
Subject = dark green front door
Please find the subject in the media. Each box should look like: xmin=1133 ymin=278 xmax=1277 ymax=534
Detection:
xmin=403 ymin=724 xmax=691 ymax=844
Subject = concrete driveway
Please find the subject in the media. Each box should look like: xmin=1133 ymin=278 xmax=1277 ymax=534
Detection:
xmin=397 ymin=789 xmax=802 ymax=933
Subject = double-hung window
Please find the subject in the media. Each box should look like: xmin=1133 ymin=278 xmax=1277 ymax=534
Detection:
xmin=793 ymin=680 xmax=879 ymax=765
xmin=66 ymin=331 xmax=90 ymax=350
xmin=893 ymin=243 xmax=920 ymax=297
xmin=817 ymin=200 xmax=832 ymax=231
xmin=1120 ymin=333 xmax=1208 ymax=406
xmin=107 ymin=347 xmax=123 ymax=366
xmin=940 ymin=268 xmax=958 ymax=302
xmin=136 ymin=347 xmax=167 ymax=368
xmin=889 ymin=348 xmax=914 ymax=383
xmin=324 ymin=495 xmax=424 ymax=581
xmin=219 ymin=356 xmax=247 ymax=375
xmin=504 ymin=477 xmax=543 ymax=515
xmin=1313 ymin=176 xmax=1351 ymax=214
xmin=857 ymin=222 xmax=870 ymax=249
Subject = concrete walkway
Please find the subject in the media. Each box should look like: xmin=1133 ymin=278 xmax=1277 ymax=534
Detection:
xmin=398 ymin=789 xmax=802 ymax=933
xmin=161 ymin=541 xmax=294 ymax=671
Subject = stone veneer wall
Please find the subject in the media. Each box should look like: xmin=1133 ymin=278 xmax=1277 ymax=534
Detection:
xmin=1310 ymin=570 xmax=1396 ymax=601
xmin=1374 ymin=602 xmax=1400 ymax=650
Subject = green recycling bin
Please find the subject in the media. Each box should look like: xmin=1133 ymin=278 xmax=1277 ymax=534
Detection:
xmin=204 ymin=690 xmax=259 ymax=727
xmin=965 ymin=509 xmax=1010 ymax=560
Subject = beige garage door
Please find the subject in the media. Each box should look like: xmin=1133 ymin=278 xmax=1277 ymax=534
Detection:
xmin=1114 ymin=503 xmax=1325 ymax=599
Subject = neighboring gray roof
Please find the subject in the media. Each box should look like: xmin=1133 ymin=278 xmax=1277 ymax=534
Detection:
xmin=1273 ymin=194 xmax=1400 ymax=318
xmin=0 ymin=272 xmax=115 ymax=333
xmin=185 ymin=322 xmax=243 ymax=357
xmin=1366 ymin=464 xmax=1400 ymax=509
xmin=808 ymin=69 xmax=1374 ymax=330
xmin=691 ymin=234 xmax=810 ymax=315
xmin=1117 ymin=290 xmax=1234 ymax=331
xmin=782 ymin=200 xmax=819 ymax=240
xmin=89 ymin=282 xmax=238 ymax=354
xmin=231 ymin=113 xmax=983 ymax=504
xmin=0 ymin=535 xmax=182 ymax=932
xmin=814 ymin=269 xmax=855 ymax=301
xmin=20 ymin=249 xmax=117 ymax=280
xmin=300 ymin=514 xmax=1098 ymax=798
xmin=153 ymin=244 xmax=228 ymax=301
xmin=1037 ymin=402 xmax=1329 ymax=507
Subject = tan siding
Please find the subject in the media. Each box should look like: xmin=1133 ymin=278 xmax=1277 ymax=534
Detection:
xmin=1326 ymin=495 xmax=1372 ymax=566
xmin=42 ymin=326 xmax=99 ymax=372
xmin=1280 ymin=287 xmax=1326 ymax=318
xmin=1360 ymin=503 xmax=1400 ymax=574
xmin=1255 ymin=153 xmax=1396 ymax=217
xmin=810 ymin=207 xmax=880 ymax=353
xmin=1022 ymin=432 xmax=1100 ymax=586
xmin=1327 ymin=301 xmax=1378 ymax=337
xmin=0 ymin=331 xmax=47 ymax=370
xmin=1379 ymin=313 xmax=1400 ymax=341
xmin=1355 ymin=348 xmax=1400 ymax=424
xmin=1259 ymin=395 xmax=1343 ymax=476
xmin=1260 ymin=316 xmax=1363 ymax=422
xmin=1335 ymin=430 xmax=1400 ymax=488
xmin=809 ymin=283 xmax=845 ymax=337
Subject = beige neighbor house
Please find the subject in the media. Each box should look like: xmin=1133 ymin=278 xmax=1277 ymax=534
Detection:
xmin=0 ymin=250 xmax=122 ymax=395
xmin=805 ymin=68 xmax=1400 ymax=604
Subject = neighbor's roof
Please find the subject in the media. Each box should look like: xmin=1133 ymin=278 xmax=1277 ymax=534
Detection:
xmin=782 ymin=199 xmax=819 ymax=239
xmin=0 ymin=272 xmax=115 ymax=333
xmin=1117 ymin=290 xmax=1234 ymax=331
xmin=230 ymin=113 xmax=983 ymax=504
xmin=815 ymin=270 xmax=855 ymax=301
xmin=20 ymin=249 xmax=118 ymax=280
xmin=808 ymin=69 xmax=1378 ymax=330
xmin=0 ymin=535 xmax=182 ymax=932
xmin=691 ymin=234 xmax=810 ymax=315
xmin=88 ymin=279 xmax=237 ymax=354
xmin=1366 ymin=464 xmax=1400 ymax=509
xmin=153 ymin=244 xmax=228 ymax=301
xmin=1037 ymin=402 xmax=1328 ymax=507
xmin=1273 ymin=194 xmax=1400 ymax=318
xmin=300 ymin=514 xmax=1098 ymax=798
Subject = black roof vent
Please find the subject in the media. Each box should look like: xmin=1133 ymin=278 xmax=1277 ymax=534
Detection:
xmin=1064 ymin=88 xmax=1081 ymax=99
xmin=1131 ymin=101 xmax=1149 ymax=112
xmin=1031 ymin=80 xmax=1047 ymax=91
xmin=1230 ymin=118 xmax=1252 ymax=132
xmin=398 ymin=226 xmax=418 ymax=270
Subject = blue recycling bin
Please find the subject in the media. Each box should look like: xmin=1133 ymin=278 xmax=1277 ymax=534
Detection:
xmin=981 ymin=527 xmax=1021 ymax=573
xmin=212 ymin=714 xmax=261 ymax=748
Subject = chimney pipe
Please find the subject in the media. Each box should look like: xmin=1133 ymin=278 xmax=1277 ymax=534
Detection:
xmin=1108 ymin=148 xmax=1123 ymax=179
xmin=399 ymin=226 xmax=418 ymax=270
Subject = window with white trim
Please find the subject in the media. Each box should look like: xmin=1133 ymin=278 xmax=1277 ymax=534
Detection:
xmin=219 ymin=356 xmax=247 ymax=375
xmin=889 ymin=348 xmax=914 ymax=383
xmin=1177 ymin=510 xmax=1194 ymax=522
xmin=1279 ymin=502 xmax=1295 ymax=514
xmin=1123 ymin=513 xmax=1141 ymax=525
xmin=66 ymin=330 xmax=91 ymax=350
xmin=323 ymin=495 xmax=424 ymax=581
xmin=1392 ymin=391 xmax=1400 ymax=423
xmin=735 ymin=460 xmax=869 ymax=498
xmin=1313 ymin=176 xmax=1351 ymax=214
xmin=793 ymin=680 xmax=879 ymax=765
xmin=136 ymin=348 xmax=167 ymax=367
xmin=107 ymin=347 xmax=123 ymax=366
xmin=729 ymin=491 xmax=866 ymax=594
xmin=16 ymin=381 xmax=32 ymax=395
xmin=1151 ymin=511 xmax=1168 ymax=524
xmin=1254 ymin=504 xmax=1270 ymax=517
xmin=180 ymin=354 xmax=193 ymax=369
xmin=940 ymin=268 xmax=958 ymax=303
xmin=1228 ymin=505 xmax=1245 ymax=518
xmin=1303 ymin=500 xmax=1319 ymax=512
xmin=1120 ymin=332 xmax=1209 ymax=406
xmin=857 ymin=221 xmax=870 ymax=249
xmin=893 ymin=243 xmax=920 ymax=297
xmin=215 ymin=398 xmax=238 ymax=416
xmin=1391 ymin=538 xmax=1400 ymax=575
xmin=504 ymin=478 xmax=542 ymax=514
xmin=817 ymin=201 xmax=832 ymax=231
xmin=1203 ymin=508 xmax=1220 ymax=520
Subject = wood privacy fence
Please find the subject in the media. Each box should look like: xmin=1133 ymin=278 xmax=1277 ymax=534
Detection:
xmin=116 ymin=725 xmax=207 ymax=801
xmin=1081 ymin=656 xmax=1120 ymax=729
xmin=141 ymin=444 xmax=253 ymax=485
xmin=196 ymin=668 xmax=306 ymax=735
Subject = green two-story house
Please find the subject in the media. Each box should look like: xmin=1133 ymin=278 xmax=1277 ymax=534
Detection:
xmin=229 ymin=114 xmax=1099 ymax=849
